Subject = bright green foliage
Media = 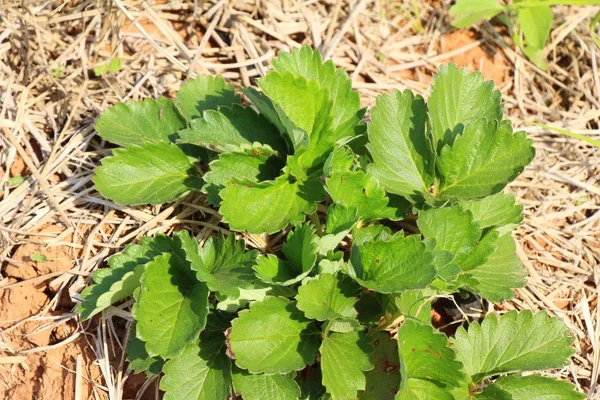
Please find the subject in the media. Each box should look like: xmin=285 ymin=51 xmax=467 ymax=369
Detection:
xmin=95 ymin=97 xmax=186 ymax=147
xmin=160 ymin=313 xmax=233 ymax=400
xmin=178 ymin=105 xmax=287 ymax=154
xmin=174 ymin=75 xmax=240 ymax=121
xmin=132 ymin=253 xmax=209 ymax=359
xmin=254 ymin=223 xmax=318 ymax=285
xmin=220 ymin=174 xmax=324 ymax=234
xmin=320 ymin=331 xmax=373 ymax=399
xmin=126 ymin=325 xmax=164 ymax=375
xmin=233 ymin=369 xmax=301 ymax=400
xmin=94 ymin=142 xmax=202 ymax=205
xmin=83 ymin=48 xmax=580 ymax=400
xmin=449 ymin=0 xmax=505 ymax=28
xmin=367 ymin=90 xmax=432 ymax=201
xmin=228 ymin=297 xmax=320 ymax=374
xmin=398 ymin=320 xmax=465 ymax=392
xmin=449 ymin=0 xmax=596 ymax=70
xmin=479 ymin=375 xmax=585 ymax=400
xmin=296 ymin=273 xmax=360 ymax=321
xmin=451 ymin=310 xmax=575 ymax=384
xmin=436 ymin=119 xmax=534 ymax=200
xmin=180 ymin=231 xmax=259 ymax=298
xmin=348 ymin=235 xmax=436 ymax=293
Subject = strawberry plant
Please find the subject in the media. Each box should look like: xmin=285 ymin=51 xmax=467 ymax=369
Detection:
xmin=79 ymin=46 xmax=584 ymax=399
xmin=449 ymin=0 xmax=599 ymax=70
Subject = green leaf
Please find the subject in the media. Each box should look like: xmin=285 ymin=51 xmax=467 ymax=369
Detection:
xmin=160 ymin=337 xmax=232 ymax=400
xmin=436 ymin=119 xmax=535 ymax=200
xmin=178 ymin=105 xmax=287 ymax=154
xmin=451 ymin=310 xmax=575 ymax=383
xmin=202 ymin=146 xmax=283 ymax=205
xmin=449 ymin=0 xmax=506 ymax=28
xmin=428 ymin=64 xmax=502 ymax=152
xmin=398 ymin=319 xmax=465 ymax=389
xmin=216 ymin=285 xmax=272 ymax=313
xmin=348 ymin=235 xmax=436 ymax=293
xmin=220 ymin=174 xmax=324 ymax=234
xmin=174 ymin=75 xmax=240 ymax=121
xmin=126 ymin=325 xmax=164 ymax=375
xmin=228 ymin=297 xmax=320 ymax=374
xmin=95 ymin=97 xmax=186 ymax=147
xmin=132 ymin=253 xmax=209 ymax=359
xmin=359 ymin=332 xmax=400 ymax=400
xmin=397 ymin=379 xmax=454 ymax=400
xmin=78 ymin=242 xmax=160 ymax=320
xmin=459 ymin=192 xmax=523 ymax=231
xmin=479 ymin=375 xmax=585 ymax=400
xmin=318 ymin=203 xmax=359 ymax=255
xmin=517 ymin=5 xmax=552 ymax=69
xmin=320 ymin=331 xmax=373 ymax=400
xmin=326 ymin=166 xmax=408 ymax=222
xmin=272 ymin=45 xmax=361 ymax=141
xmin=296 ymin=273 xmax=360 ymax=321
xmin=259 ymin=72 xmax=333 ymax=168
xmin=462 ymin=233 xmax=527 ymax=302
xmin=367 ymin=89 xmax=433 ymax=201
xmin=254 ymin=224 xmax=318 ymax=286
xmin=179 ymin=232 xmax=259 ymax=298
xmin=94 ymin=142 xmax=202 ymax=205
xmin=242 ymin=87 xmax=287 ymax=134
xmin=388 ymin=290 xmax=431 ymax=324
xmin=233 ymin=369 xmax=301 ymax=400
xmin=418 ymin=205 xmax=482 ymax=276
xmin=93 ymin=57 xmax=122 ymax=76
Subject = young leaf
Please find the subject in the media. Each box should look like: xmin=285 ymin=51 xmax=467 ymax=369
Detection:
xmin=479 ymin=375 xmax=585 ymax=400
xmin=318 ymin=203 xmax=359 ymax=255
xmin=174 ymin=75 xmax=240 ymax=121
xmin=517 ymin=5 xmax=553 ymax=70
xmin=220 ymin=174 xmax=324 ymax=234
xmin=359 ymin=332 xmax=400 ymax=400
xmin=449 ymin=0 xmax=506 ymax=29
xmin=418 ymin=205 xmax=482 ymax=275
xmin=232 ymin=369 xmax=301 ymax=400
xmin=366 ymin=90 xmax=433 ymax=201
xmin=296 ymin=273 xmax=360 ymax=321
xmin=320 ymin=331 xmax=373 ymax=400
xmin=160 ymin=339 xmax=232 ymax=400
xmin=462 ymin=233 xmax=527 ymax=302
xmin=241 ymin=87 xmax=287 ymax=134
xmin=202 ymin=146 xmax=283 ymax=205
xmin=126 ymin=325 xmax=164 ymax=375
xmin=398 ymin=319 xmax=465 ymax=389
xmin=254 ymin=224 xmax=318 ymax=286
xmin=428 ymin=64 xmax=502 ymax=151
xmin=132 ymin=253 xmax=209 ymax=359
xmin=94 ymin=142 xmax=202 ymax=205
xmin=451 ymin=310 xmax=575 ymax=383
xmin=77 ymin=242 xmax=160 ymax=320
xmin=96 ymin=97 xmax=187 ymax=147
xmin=228 ymin=297 xmax=320 ymax=374
xmin=326 ymin=167 xmax=408 ymax=222
xmin=398 ymin=379 xmax=454 ymax=400
xmin=259 ymin=72 xmax=333 ymax=168
xmin=436 ymin=119 xmax=535 ymax=200
xmin=179 ymin=232 xmax=259 ymax=298
xmin=348 ymin=235 xmax=436 ymax=293
xmin=272 ymin=45 xmax=361 ymax=140
xmin=459 ymin=192 xmax=523 ymax=231
xmin=178 ymin=105 xmax=287 ymax=154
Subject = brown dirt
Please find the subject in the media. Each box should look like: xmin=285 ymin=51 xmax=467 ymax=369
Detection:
xmin=440 ymin=30 xmax=510 ymax=87
xmin=0 ymin=225 xmax=102 ymax=400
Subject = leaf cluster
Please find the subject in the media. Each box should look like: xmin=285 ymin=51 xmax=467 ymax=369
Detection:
xmin=449 ymin=0 xmax=599 ymax=70
xmin=81 ymin=46 xmax=582 ymax=399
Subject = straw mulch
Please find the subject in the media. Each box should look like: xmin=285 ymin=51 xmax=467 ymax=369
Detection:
xmin=0 ymin=1 xmax=598 ymax=399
